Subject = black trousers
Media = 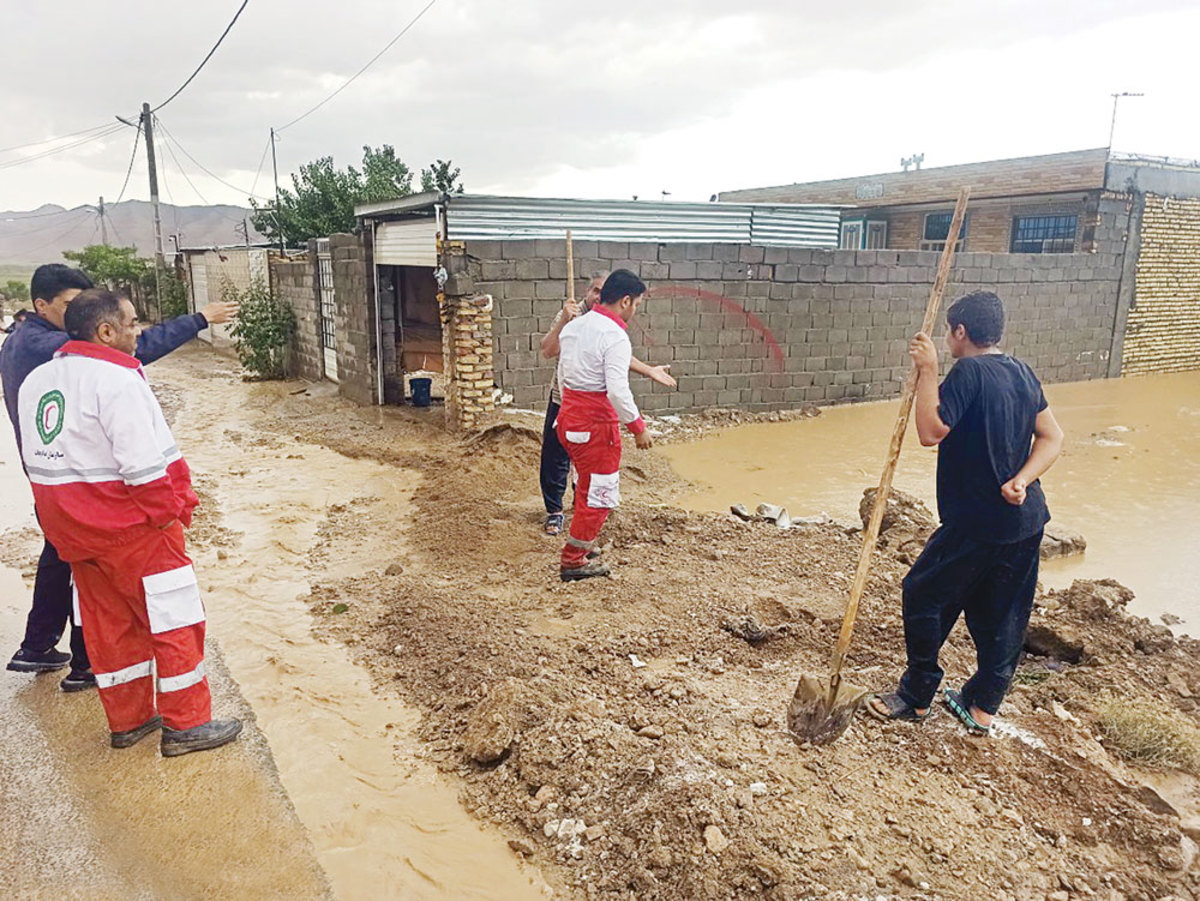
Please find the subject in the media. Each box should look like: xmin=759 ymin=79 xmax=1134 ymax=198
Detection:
xmin=897 ymin=525 xmax=1041 ymax=715
xmin=21 ymin=537 xmax=90 ymax=671
xmin=539 ymin=399 xmax=571 ymax=515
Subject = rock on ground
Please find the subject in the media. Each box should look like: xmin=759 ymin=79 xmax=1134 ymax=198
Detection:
xmin=462 ymin=679 xmax=526 ymax=764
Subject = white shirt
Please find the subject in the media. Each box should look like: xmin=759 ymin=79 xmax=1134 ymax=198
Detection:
xmin=557 ymin=307 xmax=642 ymax=428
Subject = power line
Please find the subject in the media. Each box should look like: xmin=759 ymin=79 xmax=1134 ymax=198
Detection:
xmin=9 ymin=210 xmax=97 ymax=255
xmin=0 ymin=206 xmax=83 ymax=221
xmin=0 ymin=208 xmax=94 ymax=239
xmin=248 ymin=133 xmax=273 ymax=199
xmin=155 ymin=118 xmax=206 ymax=204
xmin=154 ymin=128 xmax=180 ymax=229
xmin=0 ymin=122 xmax=116 ymax=156
xmin=156 ymin=120 xmax=218 ymax=210
xmin=107 ymin=215 xmax=125 ymax=246
xmin=0 ymin=124 xmax=126 ymax=171
xmin=275 ymin=0 xmax=441 ymax=133
xmin=153 ymin=117 xmax=271 ymax=201
xmin=153 ymin=0 xmax=250 ymax=112
xmin=114 ymin=123 xmax=143 ymax=204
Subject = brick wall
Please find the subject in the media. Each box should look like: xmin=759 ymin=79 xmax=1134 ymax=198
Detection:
xmin=328 ymin=233 xmax=377 ymax=405
xmin=1123 ymin=194 xmax=1200 ymax=375
xmin=273 ymin=252 xmax=323 ymax=382
xmin=720 ymin=148 xmax=1108 ymax=206
xmin=864 ymin=197 xmax=1092 ymax=254
xmin=470 ymin=202 xmax=1128 ymax=413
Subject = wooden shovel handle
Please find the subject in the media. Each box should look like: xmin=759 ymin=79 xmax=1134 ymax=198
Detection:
xmin=566 ymin=230 xmax=575 ymax=304
xmin=828 ymin=187 xmax=971 ymax=679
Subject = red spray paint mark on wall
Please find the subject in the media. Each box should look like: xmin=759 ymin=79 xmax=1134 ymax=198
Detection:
xmin=645 ymin=283 xmax=786 ymax=372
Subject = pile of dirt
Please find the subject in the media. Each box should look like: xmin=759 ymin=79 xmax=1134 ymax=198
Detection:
xmin=169 ymin=351 xmax=1200 ymax=900
xmin=860 ymin=488 xmax=1088 ymax=566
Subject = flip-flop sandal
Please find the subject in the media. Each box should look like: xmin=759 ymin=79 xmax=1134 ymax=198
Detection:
xmin=943 ymin=688 xmax=990 ymax=735
xmin=544 ymin=513 xmax=565 ymax=535
xmin=866 ymin=691 xmax=931 ymax=723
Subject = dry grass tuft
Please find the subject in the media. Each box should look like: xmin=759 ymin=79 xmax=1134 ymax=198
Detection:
xmin=1097 ymin=694 xmax=1200 ymax=773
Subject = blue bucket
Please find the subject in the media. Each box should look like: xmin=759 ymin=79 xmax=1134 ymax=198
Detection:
xmin=410 ymin=377 xmax=433 ymax=407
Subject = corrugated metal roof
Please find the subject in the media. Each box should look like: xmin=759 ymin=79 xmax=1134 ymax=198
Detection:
xmin=354 ymin=191 xmax=442 ymax=218
xmin=355 ymin=193 xmax=840 ymax=247
xmin=749 ymin=206 xmax=842 ymax=247
xmin=445 ymin=195 xmax=750 ymax=242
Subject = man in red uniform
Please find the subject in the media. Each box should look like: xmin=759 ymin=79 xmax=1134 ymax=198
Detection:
xmin=538 ymin=271 xmax=676 ymax=535
xmin=555 ymin=269 xmax=654 ymax=581
xmin=18 ymin=289 xmax=241 ymax=755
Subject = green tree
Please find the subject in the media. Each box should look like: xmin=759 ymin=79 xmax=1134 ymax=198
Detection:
xmin=3 ymin=280 xmax=29 ymax=302
xmin=60 ymin=245 xmax=185 ymax=323
xmin=421 ymin=159 xmax=464 ymax=195
xmin=250 ymin=145 xmax=462 ymax=246
xmin=62 ymin=244 xmax=148 ymax=289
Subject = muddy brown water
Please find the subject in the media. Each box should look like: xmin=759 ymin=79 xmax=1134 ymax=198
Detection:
xmin=663 ymin=370 xmax=1200 ymax=631
xmin=0 ymin=351 xmax=550 ymax=900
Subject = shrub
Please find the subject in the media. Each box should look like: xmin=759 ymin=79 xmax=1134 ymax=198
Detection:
xmin=4 ymin=279 xmax=29 ymax=302
xmin=227 ymin=277 xmax=295 ymax=380
xmin=158 ymin=272 xmax=191 ymax=320
xmin=1097 ymin=694 xmax=1200 ymax=773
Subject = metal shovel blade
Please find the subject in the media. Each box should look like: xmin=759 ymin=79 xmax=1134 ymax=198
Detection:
xmin=786 ymin=673 xmax=870 ymax=746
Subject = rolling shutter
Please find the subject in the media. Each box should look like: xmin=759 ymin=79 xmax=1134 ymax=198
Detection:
xmin=375 ymin=218 xmax=438 ymax=266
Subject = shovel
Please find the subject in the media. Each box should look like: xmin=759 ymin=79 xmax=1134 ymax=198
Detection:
xmin=787 ymin=187 xmax=971 ymax=746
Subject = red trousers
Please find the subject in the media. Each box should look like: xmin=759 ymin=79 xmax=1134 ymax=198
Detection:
xmin=556 ymin=390 xmax=623 ymax=568
xmin=70 ymin=522 xmax=211 ymax=733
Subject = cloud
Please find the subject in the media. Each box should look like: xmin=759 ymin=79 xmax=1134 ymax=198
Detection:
xmin=0 ymin=0 xmax=1197 ymax=215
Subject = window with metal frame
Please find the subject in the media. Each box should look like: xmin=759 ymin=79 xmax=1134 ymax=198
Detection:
xmin=840 ymin=221 xmax=863 ymax=250
xmin=315 ymin=238 xmax=339 ymax=381
xmin=316 ymin=244 xmax=336 ymax=352
xmin=920 ymin=211 xmax=968 ymax=251
xmin=1010 ymin=214 xmax=1077 ymax=253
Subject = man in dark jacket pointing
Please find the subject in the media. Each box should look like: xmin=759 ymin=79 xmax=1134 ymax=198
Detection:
xmin=0 ymin=263 xmax=236 ymax=691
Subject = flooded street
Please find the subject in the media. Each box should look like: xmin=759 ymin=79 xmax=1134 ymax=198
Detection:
xmin=664 ymin=370 xmax=1200 ymax=629
xmin=164 ymin=359 xmax=551 ymax=900
xmin=1 ymin=347 xmax=549 ymax=900
xmin=0 ymin=406 xmax=330 ymax=898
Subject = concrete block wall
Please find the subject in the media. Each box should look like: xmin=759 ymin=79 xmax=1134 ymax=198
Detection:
xmin=468 ymin=229 xmax=1127 ymax=414
xmin=272 ymin=253 xmax=323 ymax=382
xmin=328 ymin=233 xmax=377 ymax=405
xmin=184 ymin=248 xmax=253 ymax=352
xmin=1123 ymin=194 xmax=1200 ymax=375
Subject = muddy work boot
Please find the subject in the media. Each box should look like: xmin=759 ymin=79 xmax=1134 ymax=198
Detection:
xmin=7 ymin=646 xmax=71 ymax=673
xmin=560 ymin=559 xmax=611 ymax=582
xmin=111 ymin=715 xmax=163 ymax=749
xmin=161 ymin=718 xmax=243 ymax=758
xmin=60 ymin=668 xmax=97 ymax=692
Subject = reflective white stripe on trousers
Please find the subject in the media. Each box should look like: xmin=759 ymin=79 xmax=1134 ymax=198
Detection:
xmin=157 ymin=661 xmax=206 ymax=693
xmin=94 ymin=659 xmax=154 ymax=689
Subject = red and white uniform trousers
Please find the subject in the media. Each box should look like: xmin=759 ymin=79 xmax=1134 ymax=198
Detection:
xmin=556 ymin=388 xmax=623 ymax=569
xmin=71 ymin=521 xmax=211 ymax=734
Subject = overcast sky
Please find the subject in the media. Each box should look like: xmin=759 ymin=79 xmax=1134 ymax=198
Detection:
xmin=2 ymin=0 xmax=1198 ymax=215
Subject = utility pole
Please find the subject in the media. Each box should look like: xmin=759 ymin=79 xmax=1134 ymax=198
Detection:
xmin=142 ymin=103 xmax=165 ymax=269
xmin=1108 ymin=92 xmax=1144 ymax=149
xmin=270 ymin=127 xmax=284 ymax=254
xmin=98 ymin=196 xmax=108 ymax=246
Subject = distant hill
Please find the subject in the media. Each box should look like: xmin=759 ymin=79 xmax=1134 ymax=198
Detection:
xmin=0 ymin=200 xmax=269 ymax=265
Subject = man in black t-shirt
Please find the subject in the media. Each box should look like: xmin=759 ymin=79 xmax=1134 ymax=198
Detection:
xmin=868 ymin=291 xmax=1064 ymax=735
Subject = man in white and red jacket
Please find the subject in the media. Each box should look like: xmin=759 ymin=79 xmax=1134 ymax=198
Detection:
xmin=555 ymin=269 xmax=654 ymax=581
xmin=18 ymin=289 xmax=241 ymax=756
